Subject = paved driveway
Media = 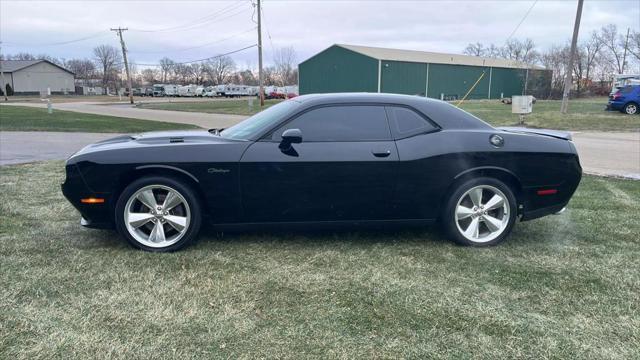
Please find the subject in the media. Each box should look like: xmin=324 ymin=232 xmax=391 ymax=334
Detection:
xmin=0 ymin=131 xmax=120 ymax=165
xmin=572 ymin=132 xmax=640 ymax=179
xmin=1 ymin=101 xmax=246 ymax=129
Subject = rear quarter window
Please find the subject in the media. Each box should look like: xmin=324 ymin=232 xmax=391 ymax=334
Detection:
xmin=385 ymin=106 xmax=438 ymax=139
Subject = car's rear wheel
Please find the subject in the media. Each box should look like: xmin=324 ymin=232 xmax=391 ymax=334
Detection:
xmin=115 ymin=176 xmax=202 ymax=252
xmin=441 ymin=177 xmax=517 ymax=246
xmin=624 ymin=102 xmax=638 ymax=115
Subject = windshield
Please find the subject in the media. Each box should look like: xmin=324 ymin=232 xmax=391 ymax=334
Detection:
xmin=220 ymin=100 xmax=298 ymax=140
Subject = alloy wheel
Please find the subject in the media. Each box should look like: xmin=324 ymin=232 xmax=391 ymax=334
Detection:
xmin=124 ymin=184 xmax=191 ymax=248
xmin=454 ymin=185 xmax=510 ymax=243
xmin=626 ymin=104 xmax=637 ymax=115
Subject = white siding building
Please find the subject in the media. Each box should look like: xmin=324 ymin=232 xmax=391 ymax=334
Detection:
xmin=0 ymin=60 xmax=75 ymax=95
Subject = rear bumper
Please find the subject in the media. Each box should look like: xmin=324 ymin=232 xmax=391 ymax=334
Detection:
xmin=607 ymin=101 xmax=624 ymax=111
xmin=521 ymin=202 xmax=568 ymax=221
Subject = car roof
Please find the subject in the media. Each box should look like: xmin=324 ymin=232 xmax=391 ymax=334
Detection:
xmin=289 ymin=93 xmax=494 ymax=130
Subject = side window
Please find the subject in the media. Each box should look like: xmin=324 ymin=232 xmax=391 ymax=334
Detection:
xmin=386 ymin=106 xmax=437 ymax=139
xmin=273 ymin=105 xmax=391 ymax=142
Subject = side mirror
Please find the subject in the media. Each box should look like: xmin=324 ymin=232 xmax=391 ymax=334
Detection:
xmin=280 ymin=128 xmax=302 ymax=145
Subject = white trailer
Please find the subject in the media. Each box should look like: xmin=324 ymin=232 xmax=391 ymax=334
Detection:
xmin=195 ymin=86 xmax=206 ymax=97
xmin=163 ymin=84 xmax=179 ymax=97
xmin=204 ymin=86 xmax=217 ymax=97
xmin=177 ymin=84 xmax=198 ymax=97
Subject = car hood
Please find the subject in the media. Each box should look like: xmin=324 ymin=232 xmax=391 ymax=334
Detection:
xmin=70 ymin=130 xmax=243 ymax=158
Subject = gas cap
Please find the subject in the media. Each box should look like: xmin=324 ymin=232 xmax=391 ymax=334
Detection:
xmin=489 ymin=134 xmax=504 ymax=148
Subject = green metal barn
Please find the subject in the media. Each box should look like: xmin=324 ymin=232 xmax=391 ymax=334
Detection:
xmin=299 ymin=44 xmax=551 ymax=99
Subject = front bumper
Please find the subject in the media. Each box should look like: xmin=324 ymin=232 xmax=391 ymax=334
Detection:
xmin=61 ymin=163 xmax=114 ymax=228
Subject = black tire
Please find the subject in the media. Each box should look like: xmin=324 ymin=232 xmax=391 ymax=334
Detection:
xmin=441 ymin=177 xmax=517 ymax=247
xmin=114 ymin=176 xmax=202 ymax=252
xmin=624 ymin=102 xmax=638 ymax=115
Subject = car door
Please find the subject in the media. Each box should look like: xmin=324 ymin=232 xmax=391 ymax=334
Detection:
xmin=385 ymin=105 xmax=443 ymax=220
xmin=239 ymin=104 xmax=398 ymax=223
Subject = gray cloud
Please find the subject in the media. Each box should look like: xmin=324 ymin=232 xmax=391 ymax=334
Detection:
xmin=1 ymin=0 xmax=639 ymax=68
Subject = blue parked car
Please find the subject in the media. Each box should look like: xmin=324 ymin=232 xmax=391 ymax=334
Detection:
xmin=608 ymin=85 xmax=640 ymax=114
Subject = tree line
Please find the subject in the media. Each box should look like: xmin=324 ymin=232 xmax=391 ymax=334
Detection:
xmin=2 ymin=45 xmax=299 ymax=93
xmin=464 ymin=24 xmax=640 ymax=98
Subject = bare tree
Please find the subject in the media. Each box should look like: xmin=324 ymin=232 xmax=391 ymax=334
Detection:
xmin=65 ymin=58 xmax=96 ymax=80
xmin=501 ymin=38 xmax=539 ymax=64
xmin=575 ymin=31 xmax=604 ymax=94
xmin=599 ymin=24 xmax=629 ymax=74
xmin=188 ymin=63 xmax=206 ymax=84
xmin=463 ymin=43 xmax=485 ymax=57
xmin=541 ymin=45 xmax=570 ymax=98
xmin=8 ymin=52 xmax=37 ymax=60
xmin=262 ymin=66 xmax=277 ymax=86
xmin=235 ymin=69 xmax=257 ymax=85
xmin=273 ymin=46 xmax=297 ymax=85
xmin=141 ymin=68 xmax=158 ymax=84
xmin=171 ymin=63 xmax=189 ymax=84
xmin=204 ymin=56 xmax=236 ymax=84
xmin=627 ymin=30 xmax=640 ymax=62
xmin=93 ymin=45 xmax=122 ymax=94
xmin=159 ymin=57 xmax=175 ymax=83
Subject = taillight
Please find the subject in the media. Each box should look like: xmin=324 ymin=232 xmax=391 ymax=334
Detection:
xmin=612 ymin=92 xmax=622 ymax=100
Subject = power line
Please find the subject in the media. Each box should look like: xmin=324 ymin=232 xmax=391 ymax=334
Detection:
xmin=2 ymin=31 xmax=111 ymax=47
xmin=505 ymin=0 xmax=539 ymax=42
xmin=129 ymin=0 xmax=249 ymax=33
xmin=129 ymin=27 xmax=257 ymax=54
xmin=125 ymin=44 xmax=257 ymax=67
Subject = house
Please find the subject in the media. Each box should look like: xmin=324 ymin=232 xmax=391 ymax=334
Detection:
xmin=0 ymin=59 xmax=75 ymax=95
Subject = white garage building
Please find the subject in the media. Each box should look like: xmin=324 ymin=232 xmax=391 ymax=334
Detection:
xmin=0 ymin=60 xmax=75 ymax=95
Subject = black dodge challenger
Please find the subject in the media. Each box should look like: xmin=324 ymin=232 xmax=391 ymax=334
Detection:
xmin=62 ymin=93 xmax=582 ymax=251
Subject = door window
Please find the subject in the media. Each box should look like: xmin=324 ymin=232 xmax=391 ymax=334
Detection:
xmin=272 ymin=105 xmax=391 ymax=142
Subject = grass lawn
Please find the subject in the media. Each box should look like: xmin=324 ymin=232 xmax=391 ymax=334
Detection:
xmin=460 ymin=97 xmax=639 ymax=132
xmin=0 ymin=105 xmax=199 ymax=133
xmin=1 ymin=161 xmax=639 ymax=358
xmin=138 ymin=99 xmax=282 ymax=116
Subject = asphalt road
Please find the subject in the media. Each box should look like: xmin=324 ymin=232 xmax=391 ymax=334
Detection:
xmin=0 ymin=131 xmax=121 ymax=165
xmin=1 ymin=130 xmax=638 ymax=180
xmin=572 ymin=131 xmax=640 ymax=179
xmin=1 ymin=100 xmax=246 ymax=129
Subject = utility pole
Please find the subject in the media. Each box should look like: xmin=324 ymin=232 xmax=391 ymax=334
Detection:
xmin=111 ymin=27 xmax=134 ymax=104
xmin=0 ymin=42 xmax=7 ymax=101
xmin=560 ymin=0 xmax=584 ymax=114
xmin=621 ymin=27 xmax=630 ymax=74
xmin=257 ymin=0 xmax=264 ymax=107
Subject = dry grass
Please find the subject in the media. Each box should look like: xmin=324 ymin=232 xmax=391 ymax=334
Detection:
xmin=459 ymin=97 xmax=639 ymax=132
xmin=1 ymin=161 xmax=639 ymax=359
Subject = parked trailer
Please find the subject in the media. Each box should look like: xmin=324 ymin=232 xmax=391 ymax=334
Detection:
xmin=204 ymin=86 xmax=217 ymax=97
xmin=163 ymin=84 xmax=179 ymax=97
xmin=178 ymin=84 xmax=198 ymax=97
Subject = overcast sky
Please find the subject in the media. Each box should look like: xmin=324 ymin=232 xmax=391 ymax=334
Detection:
xmin=1 ymin=0 xmax=639 ymax=69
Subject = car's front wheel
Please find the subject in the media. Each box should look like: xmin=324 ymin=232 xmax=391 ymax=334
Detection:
xmin=115 ymin=176 xmax=202 ymax=252
xmin=441 ymin=177 xmax=517 ymax=246
xmin=624 ymin=102 xmax=638 ymax=115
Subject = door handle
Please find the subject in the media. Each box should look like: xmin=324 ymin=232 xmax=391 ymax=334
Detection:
xmin=372 ymin=149 xmax=391 ymax=158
